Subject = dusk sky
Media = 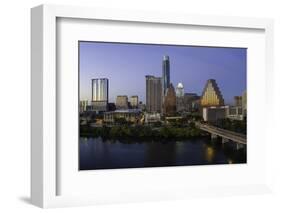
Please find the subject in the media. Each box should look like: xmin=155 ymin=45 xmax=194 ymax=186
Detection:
xmin=79 ymin=41 xmax=246 ymax=104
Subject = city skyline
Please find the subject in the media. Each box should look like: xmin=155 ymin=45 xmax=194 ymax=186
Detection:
xmin=79 ymin=41 xmax=246 ymax=104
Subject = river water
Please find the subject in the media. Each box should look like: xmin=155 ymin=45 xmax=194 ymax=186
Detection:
xmin=79 ymin=137 xmax=246 ymax=170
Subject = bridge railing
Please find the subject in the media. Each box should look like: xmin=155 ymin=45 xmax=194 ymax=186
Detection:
xmin=196 ymin=122 xmax=246 ymax=144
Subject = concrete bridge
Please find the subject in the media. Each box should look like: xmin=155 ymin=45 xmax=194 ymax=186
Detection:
xmin=196 ymin=122 xmax=246 ymax=149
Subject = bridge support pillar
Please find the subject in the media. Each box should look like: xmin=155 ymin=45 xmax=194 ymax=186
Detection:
xmin=222 ymin=138 xmax=229 ymax=144
xmin=236 ymin=143 xmax=244 ymax=150
xmin=211 ymin=134 xmax=218 ymax=140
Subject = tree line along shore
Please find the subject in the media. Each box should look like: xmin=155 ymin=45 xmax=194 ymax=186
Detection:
xmin=80 ymin=123 xmax=203 ymax=141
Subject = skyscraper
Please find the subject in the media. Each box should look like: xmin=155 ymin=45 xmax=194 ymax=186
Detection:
xmin=163 ymin=83 xmax=177 ymax=116
xmin=146 ymin=75 xmax=162 ymax=113
xmin=162 ymin=55 xmax=170 ymax=97
xmin=201 ymin=79 xmax=224 ymax=107
xmin=176 ymin=82 xmax=184 ymax=97
xmin=91 ymin=78 xmax=109 ymax=112
xmin=92 ymin=78 xmax=108 ymax=101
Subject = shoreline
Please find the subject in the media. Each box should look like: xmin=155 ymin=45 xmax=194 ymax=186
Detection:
xmin=80 ymin=125 xmax=207 ymax=142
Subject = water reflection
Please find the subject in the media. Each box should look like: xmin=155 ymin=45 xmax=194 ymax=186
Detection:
xmin=144 ymin=142 xmax=177 ymax=167
xmin=79 ymin=137 xmax=246 ymax=170
xmin=205 ymin=146 xmax=215 ymax=163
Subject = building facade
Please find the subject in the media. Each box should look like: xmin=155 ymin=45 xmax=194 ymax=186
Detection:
xmin=191 ymin=99 xmax=201 ymax=112
xmin=146 ymin=75 xmax=162 ymax=113
xmin=116 ymin=95 xmax=128 ymax=109
xmin=130 ymin=96 xmax=139 ymax=108
xmin=234 ymin=96 xmax=242 ymax=106
xmin=184 ymin=93 xmax=200 ymax=112
xmin=202 ymin=106 xmax=228 ymax=122
xmin=163 ymin=83 xmax=177 ymax=116
xmin=176 ymin=93 xmax=200 ymax=113
xmin=176 ymin=96 xmax=185 ymax=112
xmin=175 ymin=82 xmax=184 ymax=97
xmin=91 ymin=78 xmax=109 ymax=112
xmin=104 ymin=109 xmax=142 ymax=124
xmin=226 ymin=106 xmax=243 ymax=120
xmin=201 ymin=79 xmax=224 ymax=107
xmin=144 ymin=112 xmax=161 ymax=124
xmin=79 ymin=100 xmax=88 ymax=113
xmin=203 ymin=105 xmax=244 ymax=122
xmin=162 ymin=55 xmax=170 ymax=97
xmin=92 ymin=78 xmax=108 ymax=102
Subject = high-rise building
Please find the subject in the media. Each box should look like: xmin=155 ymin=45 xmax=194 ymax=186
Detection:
xmin=163 ymin=83 xmax=177 ymax=116
xmin=92 ymin=78 xmax=108 ymax=101
xmin=146 ymin=75 xmax=162 ymax=113
xmin=116 ymin=95 xmax=129 ymax=109
xmin=234 ymin=96 xmax=242 ymax=106
xmin=176 ymin=82 xmax=184 ymax=97
xmin=162 ymin=55 xmax=170 ymax=97
xmin=91 ymin=78 xmax=109 ymax=112
xmin=201 ymin=79 xmax=224 ymax=107
xmin=130 ymin=96 xmax=139 ymax=108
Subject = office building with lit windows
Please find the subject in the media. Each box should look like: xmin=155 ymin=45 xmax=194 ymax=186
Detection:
xmin=201 ymin=79 xmax=224 ymax=107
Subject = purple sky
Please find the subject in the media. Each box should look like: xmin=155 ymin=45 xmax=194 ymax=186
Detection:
xmin=79 ymin=41 xmax=246 ymax=104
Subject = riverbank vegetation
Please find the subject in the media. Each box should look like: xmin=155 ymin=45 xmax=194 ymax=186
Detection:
xmin=80 ymin=124 xmax=203 ymax=141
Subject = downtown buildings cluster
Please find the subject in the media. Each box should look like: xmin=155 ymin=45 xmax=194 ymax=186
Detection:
xmin=80 ymin=55 xmax=247 ymax=125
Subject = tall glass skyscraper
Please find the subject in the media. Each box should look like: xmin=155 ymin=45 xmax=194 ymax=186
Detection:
xmin=92 ymin=78 xmax=108 ymax=101
xmin=91 ymin=78 xmax=109 ymax=112
xmin=162 ymin=55 xmax=170 ymax=97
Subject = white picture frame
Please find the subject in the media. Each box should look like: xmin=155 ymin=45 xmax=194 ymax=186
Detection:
xmin=31 ymin=4 xmax=274 ymax=208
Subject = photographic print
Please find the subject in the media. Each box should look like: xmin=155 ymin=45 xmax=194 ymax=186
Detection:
xmin=79 ymin=41 xmax=247 ymax=170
